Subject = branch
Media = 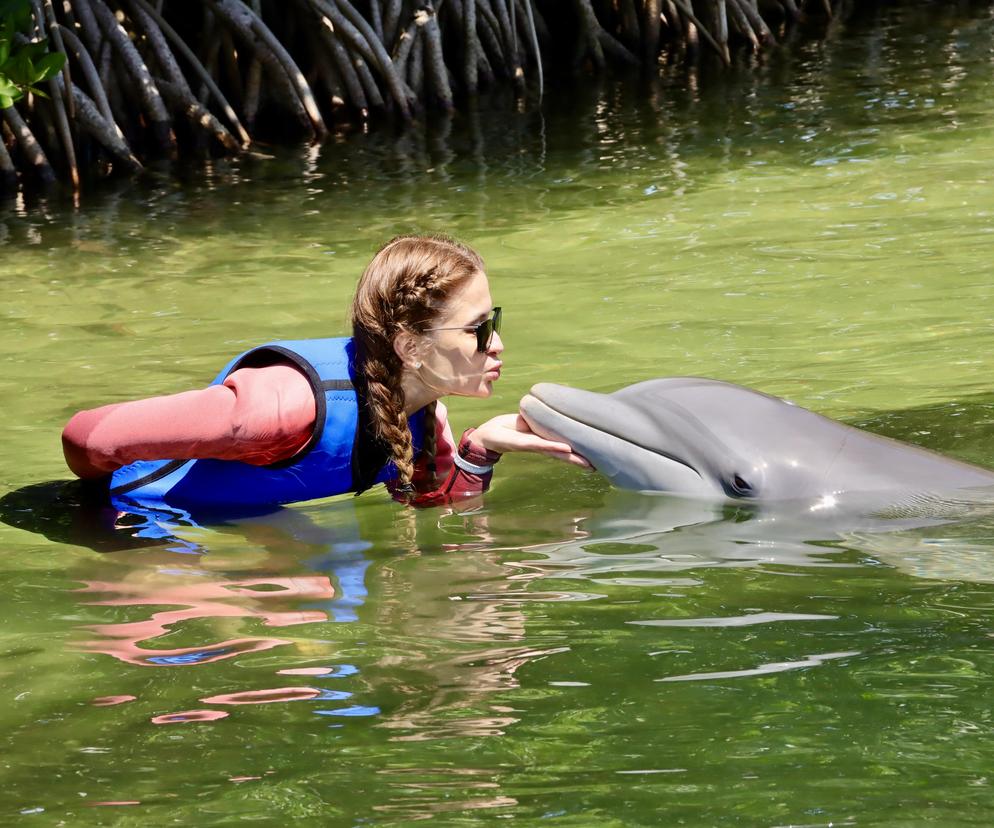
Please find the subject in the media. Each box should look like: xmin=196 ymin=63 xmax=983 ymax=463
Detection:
xmin=83 ymin=0 xmax=177 ymax=152
xmin=1 ymin=106 xmax=56 ymax=185
xmin=56 ymin=75 xmax=143 ymax=172
xmin=208 ymin=0 xmax=326 ymax=137
xmin=128 ymin=0 xmax=251 ymax=147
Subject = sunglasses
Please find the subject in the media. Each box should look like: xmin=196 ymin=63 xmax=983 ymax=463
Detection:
xmin=427 ymin=306 xmax=502 ymax=353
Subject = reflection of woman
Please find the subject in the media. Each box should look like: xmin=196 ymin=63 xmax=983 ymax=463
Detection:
xmin=62 ymin=235 xmax=587 ymax=507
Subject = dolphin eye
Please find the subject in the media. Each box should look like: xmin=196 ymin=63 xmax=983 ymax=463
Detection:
xmin=730 ymin=474 xmax=754 ymax=497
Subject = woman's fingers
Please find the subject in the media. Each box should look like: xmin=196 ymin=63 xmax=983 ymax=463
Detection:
xmin=515 ymin=433 xmax=592 ymax=469
xmin=513 ymin=432 xmax=573 ymax=455
xmin=557 ymin=451 xmax=594 ymax=469
xmin=472 ymin=414 xmax=593 ymax=468
xmin=542 ymin=448 xmax=593 ymax=469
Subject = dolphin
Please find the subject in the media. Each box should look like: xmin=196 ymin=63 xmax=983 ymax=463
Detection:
xmin=519 ymin=378 xmax=994 ymax=508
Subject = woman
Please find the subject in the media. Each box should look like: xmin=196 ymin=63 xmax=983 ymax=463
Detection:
xmin=62 ymin=235 xmax=587 ymax=508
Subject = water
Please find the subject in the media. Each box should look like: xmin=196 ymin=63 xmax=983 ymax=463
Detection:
xmin=4 ymin=3 xmax=994 ymax=823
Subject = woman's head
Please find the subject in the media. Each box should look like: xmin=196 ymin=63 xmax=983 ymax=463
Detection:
xmin=350 ymin=235 xmax=503 ymax=489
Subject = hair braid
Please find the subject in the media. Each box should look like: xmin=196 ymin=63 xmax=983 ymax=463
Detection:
xmin=422 ymin=399 xmax=439 ymax=483
xmin=350 ymin=235 xmax=485 ymax=493
xmin=361 ymin=342 xmax=417 ymax=485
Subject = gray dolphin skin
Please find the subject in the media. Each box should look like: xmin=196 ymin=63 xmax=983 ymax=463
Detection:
xmin=519 ymin=378 xmax=994 ymax=506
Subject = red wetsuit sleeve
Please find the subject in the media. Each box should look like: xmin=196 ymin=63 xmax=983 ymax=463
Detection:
xmin=405 ymin=401 xmax=501 ymax=507
xmin=61 ymin=364 xmax=316 ymax=479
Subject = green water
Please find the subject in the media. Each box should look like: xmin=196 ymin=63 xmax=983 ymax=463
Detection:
xmin=4 ymin=4 xmax=994 ymax=824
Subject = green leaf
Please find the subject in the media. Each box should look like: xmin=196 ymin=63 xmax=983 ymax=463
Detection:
xmin=0 ymin=41 xmax=10 ymax=67
xmin=0 ymin=93 xmax=14 ymax=109
xmin=22 ymin=40 xmax=50 ymax=62
xmin=0 ymin=78 xmax=18 ymax=98
xmin=32 ymin=51 xmax=64 ymax=83
xmin=0 ymin=0 xmax=33 ymax=31
xmin=25 ymin=83 xmax=47 ymax=99
xmin=8 ymin=52 xmax=32 ymax=85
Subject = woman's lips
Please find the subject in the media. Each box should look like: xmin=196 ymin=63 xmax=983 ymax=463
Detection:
xmin=485 ymin=363 xmax=502 ymax=380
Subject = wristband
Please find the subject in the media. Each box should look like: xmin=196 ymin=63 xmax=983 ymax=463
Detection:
xmin=452 ymin=453 xmax=495 ymax=476
xmin=456 ymin=428 xmax=502 ymax=476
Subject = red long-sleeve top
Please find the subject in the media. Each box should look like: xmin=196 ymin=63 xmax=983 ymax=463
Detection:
xmin=62 ymin=364 xmax=498 ymax=505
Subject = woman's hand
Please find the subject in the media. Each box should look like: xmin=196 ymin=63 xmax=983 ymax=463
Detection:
xmin=470 ymin=414 xmax=592 ymax=469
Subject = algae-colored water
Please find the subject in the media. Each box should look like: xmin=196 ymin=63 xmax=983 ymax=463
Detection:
xmin=3 ymin=4 xmax=994 ymax=824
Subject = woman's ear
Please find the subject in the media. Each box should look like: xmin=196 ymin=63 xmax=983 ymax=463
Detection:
xmin=393 ymin=330 xmax=423 ymax=369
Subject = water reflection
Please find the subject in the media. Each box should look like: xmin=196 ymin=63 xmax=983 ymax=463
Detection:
xmin=77 ymin=573 xmax=334 ymax=667
xmin=0 ymin=484 xmax=571 ymax=741
xmin=512 ymin=487 xmax=994 ymax=586
xmin=3 ymin=465 xmax=994 ymax=817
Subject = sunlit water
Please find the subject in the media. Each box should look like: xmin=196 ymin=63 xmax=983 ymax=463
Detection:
xmin=3 ymin=4 xmax=994 ymax=823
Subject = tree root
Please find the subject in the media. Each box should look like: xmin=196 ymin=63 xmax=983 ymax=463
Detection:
xmin=154 ymin=79 xmax=239 ymax=153
xmin=208 ymin=0 xmax=326 ymax=138
xmin=128 ymin=0 xmax=251 ymax=147
xmin=0 ymin=130 xmax=18 ymax=194
xmin=311 ymin=0 xmax=413 ymax=118
xmin=309 ymin=3 xmax=371 ymax=117
xmin=83 ymin=0 xmax=177 ymax=153
xmin=520 ymin=0 xmax=543 ymax=98
xmin=2 ymin=107 xmax=57 ymax=186
xmin=57 ymin=76 xmax=143 ymax=173
xmin=0 ymin=0 xmax=859 ymax=197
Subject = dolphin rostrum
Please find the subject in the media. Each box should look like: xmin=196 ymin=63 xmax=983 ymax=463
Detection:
xmin=519 ymin=378 xmax=994 ymax=507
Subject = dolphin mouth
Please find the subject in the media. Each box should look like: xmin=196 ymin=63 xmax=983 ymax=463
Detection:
xmin=520 ymin=386 xmax=704 ymax=485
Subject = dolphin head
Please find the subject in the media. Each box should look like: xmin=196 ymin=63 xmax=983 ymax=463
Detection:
xmin=520 ymin=380 xmax=765 ymax=498
xmin=519 ymin=378 xmax=851 ymax=500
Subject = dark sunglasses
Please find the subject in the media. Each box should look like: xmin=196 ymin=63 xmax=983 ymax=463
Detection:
xmin=427 ymin=307 xmax=502 ymax=353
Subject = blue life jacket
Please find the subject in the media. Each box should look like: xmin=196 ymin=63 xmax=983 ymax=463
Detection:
xmin=109 ymin=338 xmax=423 ymax=509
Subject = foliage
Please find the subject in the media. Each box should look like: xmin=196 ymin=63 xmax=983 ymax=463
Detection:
xmin=0 ymin=0 xmax=65 ymax=109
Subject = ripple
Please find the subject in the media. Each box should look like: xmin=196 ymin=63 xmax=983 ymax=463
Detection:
xmin=151 ymin=709 xmax=229 ymax=724
xmin=629 ymin=612 xmax=837 ymax=628
xmin=656 ymin=650 xmax=860 ymax=682
xmin=92 ymin=695 xmax=137 ymax=706
xmin=461 ymin=590 xmax=605 ymax=603
xmin=315 ymin=705 xmax=381 ymax=717
xmin=201 ymin=686 xmax=322 ymax=705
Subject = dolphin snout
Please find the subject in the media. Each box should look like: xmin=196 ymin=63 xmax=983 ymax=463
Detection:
xmin=526 ymin=382 xmax=606 ymax=418
xmin=520 ymin=383 xmax=602 ymax=440
xmin=519 ymin=392 xmax=564 ymax=442
xmin=527 ymin=382 xmax=571 ymax=407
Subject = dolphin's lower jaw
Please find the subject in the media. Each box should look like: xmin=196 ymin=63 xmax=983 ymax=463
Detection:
xmin=520 ymin=393 xmax=717 ymax=496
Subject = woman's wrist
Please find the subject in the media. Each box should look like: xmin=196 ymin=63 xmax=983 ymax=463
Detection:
xmin=459 ymin=428 xmax=502 ymax=472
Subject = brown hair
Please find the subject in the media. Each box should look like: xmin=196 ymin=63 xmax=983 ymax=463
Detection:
xmin=350 ymin=234 xmax=486 ymax=492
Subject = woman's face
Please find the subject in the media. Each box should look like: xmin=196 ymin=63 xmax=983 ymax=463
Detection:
xmin=416 ymin=270 xmax=503 ymax=398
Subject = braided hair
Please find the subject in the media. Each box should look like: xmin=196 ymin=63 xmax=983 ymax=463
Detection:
xmin=350 ymin=235 xmax=486 ymax=492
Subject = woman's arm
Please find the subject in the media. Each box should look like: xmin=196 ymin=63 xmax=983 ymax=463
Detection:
xmin=408 ymin=403 xmax=591 ymax=506
xmin=61 ymin=364 xmax=316 ymax=479
xmin=410 ymin=401 xmax=502 ymax=505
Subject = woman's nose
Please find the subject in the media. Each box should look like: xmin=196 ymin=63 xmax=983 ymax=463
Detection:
xmin=488 ymin=330 xmax=504 ymax=355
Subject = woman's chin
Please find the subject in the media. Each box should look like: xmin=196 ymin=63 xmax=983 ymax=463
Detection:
xmin=446 ymin=382 xmax=494 ymax=399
